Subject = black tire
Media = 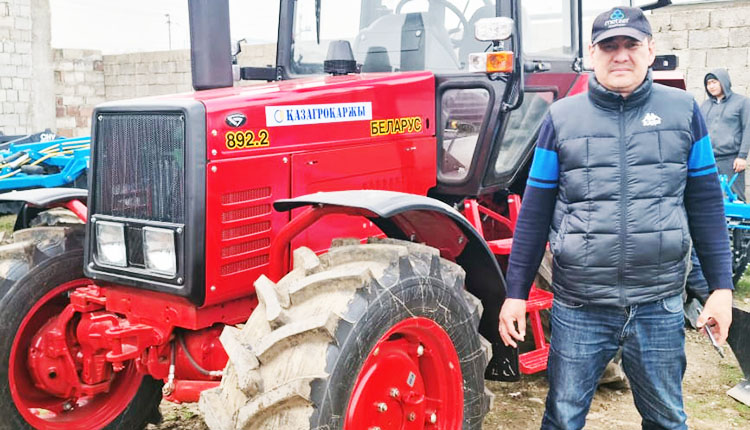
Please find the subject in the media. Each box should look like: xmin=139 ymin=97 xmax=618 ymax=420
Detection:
xmin=731 ymin=228 xmax=750 ymax=285
xmin=199 ymin=238 xmax=492 ymax=429
xmin=0 ymin=226 xmax=163 ymax=430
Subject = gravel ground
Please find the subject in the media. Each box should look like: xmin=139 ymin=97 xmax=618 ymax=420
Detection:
xmin=150 ymin=312 xmax=749 ymax=430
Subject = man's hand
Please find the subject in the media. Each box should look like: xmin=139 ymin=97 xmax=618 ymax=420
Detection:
xmin=696 ymin=289 xmax=733 ymax=345
xmin=733 ymin=157 xmax=747 ymax=173
xmin=499 ymin=298 xmax=527 ymax=348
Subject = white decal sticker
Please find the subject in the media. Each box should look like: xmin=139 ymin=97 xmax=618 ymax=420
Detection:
xmin=265 ymin=102 xmax=372 ymax=127
xmin=407 ymin=371 xmax=416 ymax=387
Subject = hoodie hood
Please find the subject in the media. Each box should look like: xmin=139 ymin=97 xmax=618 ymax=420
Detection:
xmin=705 ymin=68 xmax=733 ymax=101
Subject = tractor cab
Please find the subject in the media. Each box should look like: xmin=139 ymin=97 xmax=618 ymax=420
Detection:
xmin=225 ymin=0 xmax=673 ymax=198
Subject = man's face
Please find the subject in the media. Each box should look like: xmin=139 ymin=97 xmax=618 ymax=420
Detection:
xmin=706 ymin=79 xmax=724 ymax=98
xmin=588 ymin=36 xmax=655 ymax=97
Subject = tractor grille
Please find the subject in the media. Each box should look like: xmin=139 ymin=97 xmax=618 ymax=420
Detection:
xmin=93 ymin=113 xmax=186 ymax=223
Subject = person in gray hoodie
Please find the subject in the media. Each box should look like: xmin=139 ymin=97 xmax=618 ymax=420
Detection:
xmin=701 ymin=69 xmax=750 ymax=200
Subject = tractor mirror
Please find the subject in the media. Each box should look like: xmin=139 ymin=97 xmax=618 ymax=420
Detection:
xmin=474 ymin=17 xmax=514 ymax=42
xmin=632 ymin=0 xmax=672 ymax=11
xmin=188 ymin=0 xmax=234 ymax=90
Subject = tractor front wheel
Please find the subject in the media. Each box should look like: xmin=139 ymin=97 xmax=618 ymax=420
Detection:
xmin=199 ymin=238 xmax=493 ymax=429
xmin=0 ymin=226 xmax=163 ymax=430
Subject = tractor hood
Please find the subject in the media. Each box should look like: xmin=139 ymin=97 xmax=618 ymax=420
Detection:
xmin=154 ymin=71 xmax=436 ymax=160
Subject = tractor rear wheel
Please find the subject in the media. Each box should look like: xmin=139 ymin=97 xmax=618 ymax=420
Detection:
xmin=730 ymin=228 xmax=750 ymax=285
xmin=0 ymin=225 xmax=163 ymax=430
xmin=199 ymin=238 xmax=492 ymax=429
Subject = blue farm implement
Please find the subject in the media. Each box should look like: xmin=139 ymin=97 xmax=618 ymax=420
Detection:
xmin=0 ymin=136 xmax=89 ymax=191
xmin=717 ymin=173 xmax=750 ymax=406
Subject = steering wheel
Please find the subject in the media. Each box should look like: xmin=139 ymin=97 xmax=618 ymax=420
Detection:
xmin=394 ymin=0 xmax=471 ymax=46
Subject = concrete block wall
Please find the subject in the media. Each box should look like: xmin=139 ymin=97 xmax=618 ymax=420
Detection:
xmin=0 ymin=0 xmax=54 ymax=137
xmin=651 ymin=1 xmax=750 ymax=197
xmin=102 ymin=50 xmax=192 ymax=101
xmin=53 ymin=49 xmax=105 ymax=137
xmin=651 ymin=1 xmax=750 ymax=101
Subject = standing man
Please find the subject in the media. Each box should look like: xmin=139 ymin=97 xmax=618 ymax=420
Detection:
xmin=499 ymin=7 xmax=733 ymax=430
xmin=701 ymin=69 xmax=750 ymax=201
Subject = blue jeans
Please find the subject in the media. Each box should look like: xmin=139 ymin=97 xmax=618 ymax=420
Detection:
xmin=541 ymin=294 xmax=687 ymax=430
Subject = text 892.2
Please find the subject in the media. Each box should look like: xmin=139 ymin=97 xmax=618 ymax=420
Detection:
xmin=225 ymin=130 xmax=270 ymax=150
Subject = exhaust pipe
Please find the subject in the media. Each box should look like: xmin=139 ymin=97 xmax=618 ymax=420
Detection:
xmin=187 ymin=0 xmax=233 ymax=91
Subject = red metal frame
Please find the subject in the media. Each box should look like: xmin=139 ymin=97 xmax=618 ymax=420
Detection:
xmin=345 ymin=317 xmax=463 ymax=429
xmin=462 ymin=195 xmax=553 ymax=374
xmin=269 ymin=205 xmax=378 ymax=281
xmin=62 ymin=199 xmax=88 ymax=222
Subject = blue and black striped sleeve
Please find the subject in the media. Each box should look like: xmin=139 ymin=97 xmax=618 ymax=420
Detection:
xmin=685 ymin=101 xmax=733 ymax=291
xmin=505 ymin=115 xmax=559 ymax=299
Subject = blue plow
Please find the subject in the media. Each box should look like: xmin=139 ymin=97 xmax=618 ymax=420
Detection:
xmin=0 ymin=136 xmax=90 ymax=191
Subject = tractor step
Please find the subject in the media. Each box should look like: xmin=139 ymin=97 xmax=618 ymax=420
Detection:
xmin=519 ymin=346 xmax=550 ymax=374
xmin=527 ymin=287 xmax=553 ymax=311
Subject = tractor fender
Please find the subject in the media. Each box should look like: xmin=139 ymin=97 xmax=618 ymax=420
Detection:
xmin=0 ymin=187 xmax=88 ymax=207
xmin=274 ymin=190 xmax=507 ymax=304
xmin=0 ymin=187 xmax=88 ymax=230
xmin=274 ymin=190 xmax=513 ymax=378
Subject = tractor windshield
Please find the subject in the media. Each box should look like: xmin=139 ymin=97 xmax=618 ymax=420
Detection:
xmin=290 ymin=0 xmax=497 ymax=75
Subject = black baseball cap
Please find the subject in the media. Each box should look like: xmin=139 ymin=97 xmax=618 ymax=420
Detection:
xmin=591 ymin=7 xmax=652 ymax=45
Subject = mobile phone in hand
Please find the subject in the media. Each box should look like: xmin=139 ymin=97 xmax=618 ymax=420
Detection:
xmin=703 ymin=325 xmax=725 ymax=358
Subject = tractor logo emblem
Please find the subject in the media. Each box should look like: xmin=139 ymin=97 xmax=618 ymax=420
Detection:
xmin=226 ymin=113 xmax=247 ymax=128
xmin=610 ymin=9 xmax=625 ymax=20
xmin=642 ymin=112 xmax=662 ymax=127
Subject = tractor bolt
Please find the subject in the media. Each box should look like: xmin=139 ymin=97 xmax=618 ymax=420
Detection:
xmin=211 ymin=166 xmax=217 ymax=173
xmin=282 ymin=157 xmax=289 ymax=164
xmin=62 ymin=401 xmax=74 ymax=412
xmin=408 ymin=412 xmax=416 ymax=421
xmin=211 ymin=130 xmax=218 ymax=136
xmin=177 ymin=277 xmax=184 ymax=284
xmin=376 ymin=402 xmax=388 ymax=413
xmin=417 ymin=344 xmax=424 ymax=356
xmin=429 ymin=413 xmax=437 ymax=424
xmin=211 ymin=149 xmax=217 ymax=155
xmin=389 ymin=388 xmax=399 ymax=399
xmin=97 ymin=115 xmax=103 ymax=121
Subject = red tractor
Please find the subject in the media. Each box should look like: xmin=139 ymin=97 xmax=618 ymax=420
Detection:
xmin=0 ymin=0 xmax=691 ymax=429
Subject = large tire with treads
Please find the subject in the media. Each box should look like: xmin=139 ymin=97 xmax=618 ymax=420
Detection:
xmin=0 ymin=225 xmax=163 ymax=429
xmin=199 ymin=238 xmax=493 ymax=430
xmin=730 ymin=228 xmax=750 ymax=285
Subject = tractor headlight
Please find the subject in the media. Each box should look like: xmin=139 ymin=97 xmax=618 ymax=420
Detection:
xmin=143 ymin=227 xmax=177 ymax=277
xmin=96 ymin=221 xmax=127 ymax=267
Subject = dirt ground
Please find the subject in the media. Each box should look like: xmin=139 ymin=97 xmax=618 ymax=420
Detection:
xmin=149 ymin=300 xmax=750 ymax=430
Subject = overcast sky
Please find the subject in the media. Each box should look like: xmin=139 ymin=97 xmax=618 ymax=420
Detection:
xmin=49 ymin=0 xmax=280 ymax=54
xmin=48 ymin=0 xmax=714 ymax=54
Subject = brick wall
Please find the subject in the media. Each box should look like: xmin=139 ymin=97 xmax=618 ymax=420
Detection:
xmin=651 ymin=1 xmax=750 ymax=100
xmin=51 ymin=44 xmax=276 ymax=137
xmin=102 ymin=50 xmax=192 ymax=101
xmin=0 ymin=0 xmax=32 ymax=136
xmin=1 ymin=0 xmax=276 ymax=138
xmin=53 ymin=49 xmax=105 ymax=137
